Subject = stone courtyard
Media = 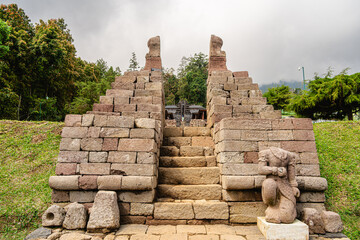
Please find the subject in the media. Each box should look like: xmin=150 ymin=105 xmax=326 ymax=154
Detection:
xmin=26 ymin=35 xmax=348 ymax=240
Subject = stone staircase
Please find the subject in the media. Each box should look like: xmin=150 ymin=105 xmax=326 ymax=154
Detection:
xmin=152 ymin=126 xmax=229 ymax=222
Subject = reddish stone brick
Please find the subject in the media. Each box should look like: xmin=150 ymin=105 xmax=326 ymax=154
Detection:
xmin=130 ymin=96 xmax=152 ymax=104
xmin=111 ymin=82 xmax=135 ymax=90
xmin=93 ymin=103 xmax=113 ymax=112
xmin=292 ymin=118 xmax=313 ymax=130
xmin=61 ymin=127 xmax=88 ymax=138
xmin=87 ymin=127 xmax=100 ymax=138
xmin=55 ymin=163 xmax=77 ymax=175
xmin=64 ymin=114 xmax=82 ymax=127
xmin=114 ymin=96 xmax=130 ymax=105
xmin=233 ymin=71 xmax=249 ymax=78
xmin=79 ymin=176 xmax=98 ymax=190
xmin=114 ymin=104 xmax=136 ymax=112
xmin=106 ymin=89 xmax=134 ymax=97
xmin=272 ymin=119 xmax=294 ymax=130
xmin=137 ymin=104 xmax=161 ymax=112
xmin=99 ymin=96 xmax=114 ymax=105
xmin=79 ymin=163 xmax=110 ymax=175
xmin=244 ymin=152 xmax=259 ymax=163
xmin=102 ymin=138 xmax=119 ymax=151
xmin=80 ymin=138 xmax=103 ymax=151
xmin=293 ymin=130 xmax=315 ymax=141
xmin=118 ymin=139 xmax=157 ymax=152
xmin=281 ymin=141 xmax=317 ymax=152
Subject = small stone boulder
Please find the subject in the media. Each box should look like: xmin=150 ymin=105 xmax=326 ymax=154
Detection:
xmin=87 ymin=191 xmax=120 ymax=232
xmin=63 ymin=202 xmax=88 ymax=229
xmin=321 ymin=210 xmax=344 ymax=233
xmin=301 ymin=208 xmax=325 ymax=234
xmin=24 ymin=227 xmax=52 ymax=240
xmin=59 ymin=232 xmax=92 ymax=240
xmin=42 ymin=205 xmax=66 ymax=227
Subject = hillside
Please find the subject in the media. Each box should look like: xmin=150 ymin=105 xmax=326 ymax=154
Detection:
xmin=0 ymin=120 xmax=359 ymax=239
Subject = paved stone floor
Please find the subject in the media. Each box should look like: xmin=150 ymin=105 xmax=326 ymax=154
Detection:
xmin=53 ymin=224 xmax=350 ymax=240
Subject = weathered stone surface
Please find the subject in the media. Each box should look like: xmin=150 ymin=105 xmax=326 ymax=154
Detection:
xmin=121 ymin=176 xmax=156 ymax=190
xmin=114 ymin=96 xmax=130 ymax=105
xmin=42 ymin=205 xmax=66 ymax=227
xmin=107 ymin=116 xmax=134 ymax=128
xmin=111 ymin=164 xmax=155 ymax=176
xmin=222 ymin=190 xmax=261 ymax=202
xmin=244 ymin=152 xmax=259 ymax=164
xmin=63 ymin=202 xmax=88 ymax=229
xmin=98 ymin=176 xmax=122 ymax=190
xmin=87 ymin=191 xmax=120 ymax=231
xmin=80 ymin=163 xmax=110 ymax=175
xmin=220 ymin=163 xmax=258 ymax=176
xmin=216 ymin=141 xmax=258 ymax=152
xmin=130 ymin=203 xmax=154 ymax=215
xmin=80 ymin=138 xmax=103 ymax=151
xmin=164 ymin=127 xmax=183 ymax=137
xmin=163 ymin=137 xmax=191 ymax=147
xmin=114 ymin=104 xmax=136 ymax=112
xmin=118 ymin=190 xmax=155 ymax=202
xmin=188 ymin=235 xmax=219 ymax=240
xmin=206 ymin=224 xmax=236 ymax=234
xmin=298 ymin=192 xmax=325 ymax=203
xmin=93 ymin=103 xmax=113 ymax=112
xmin=59 ymin=233 xmax=92 ymax=240
xmin=25 ymin=227 xmax=52 ymax=240
xmin=160 ymin=156 xmax=206 ymax=167
xmin=137 ymin=152 xmax=157 ymax=164
xmin=101 ymin=138 xmax=118 ymax=151
xmin=108 ymin=151 xmax=136 ymax=163
xmin=70 ymin=191 xmax=97 ymax=202
xmin=79 ymin=176 xmax=98 ymax=190
xmin=55 ymin=163 xmax=77 ymax=175
xmin=159 ymin=167 xmax=219 ymax=184
xmin=60 ymin=138 xmax=81 ymax=151
xmin=135 ymin=118 xmax=156 ymax=129
xmin=58 ymin=151 xmax=88 ymax=163
xmin=180 ymin=146 xmax=204 ymax=156
xmin=116 ymin=224 xmax=148 ymax=235
xmin=184 ymin=127 xmax=211 ymax=136
xmin=321 ymin=211 xmax=344 ymax=233
xmin=157 ymin=184 xmax=222 ymax=200
xmin=49 ymin=176 xmax=79 ymax=190
xmin=52 ymin=190 xmax=70 ymax=202
xmin=193 ymin=201 xmax=229 ymax=219
xmin=100 ymin=128 xmax=129 ymax=138
xmin=62 ymin=127 xmax=88 ymax=138
xmin=296 ymin=176 xmax=328 ymax=191
xmin=296 ymin=164 xmax=321 ymax=176
xmin=87 ymin=127 xmax=101 ymax=138
xmin=177 ymin=225 xmax=206 ymax=234
xmin=257 ymin=217 xmax=309 ymax=240
xmin=222 ymin=176 xmax=255 ymax=190
xmin=89 ymin=152 xmax=108 ymax=163
xmin=154 ymin=202 xmax=194 ymax=219
xmin=130 ymin=128 xmax=155 ymax=139
xmin=65 ymin=114 xmax=82 ymax=127
xmin=118 ymin=139 xmax=157 ymax=152
xmin=160 ymin=146 xmax=179 ymax=156
xmin=229 ymin=202 xmax=266 ymax=223
xmin=216 ymin=152 xmax=244 ymax=163
xmin=301 ymin=208 xmax=325 ymax=234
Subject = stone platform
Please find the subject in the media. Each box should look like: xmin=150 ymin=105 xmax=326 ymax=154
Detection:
xmin=29 ymin=224 xmax=350 ymax=240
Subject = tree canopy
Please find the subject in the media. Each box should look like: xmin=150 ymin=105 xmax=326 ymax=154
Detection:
xmin=263 ymin=85 xmax=292 ymax=111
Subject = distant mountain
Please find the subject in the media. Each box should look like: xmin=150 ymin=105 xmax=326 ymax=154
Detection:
xmin=259 ymin=81 xmax=303 ymax=93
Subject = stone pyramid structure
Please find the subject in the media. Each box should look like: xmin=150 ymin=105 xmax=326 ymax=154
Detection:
xmin=45 ymin=35 xmax=340 ymax=234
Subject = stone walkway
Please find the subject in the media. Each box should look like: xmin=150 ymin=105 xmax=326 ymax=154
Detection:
xmin=49 ymin=224 xmax=350 ymax=240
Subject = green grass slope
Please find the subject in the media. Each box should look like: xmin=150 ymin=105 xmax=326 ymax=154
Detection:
xmin=0 ymin=120 xmax=358 ymax=239
xmin=314 ymin=121 xmax=360 ymax=239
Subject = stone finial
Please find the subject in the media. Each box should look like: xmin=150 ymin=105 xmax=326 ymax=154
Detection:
xmin=144 ymin=36 xmax=162 ymax=71
xmin=208 ymin=35 xmax=227 ymax=72
xmin=210 ymin=35 xmax=226 ymax=57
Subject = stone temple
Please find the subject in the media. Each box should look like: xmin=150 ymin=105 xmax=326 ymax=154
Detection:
xmin=37 ymin=35 xmax=346 ymax=239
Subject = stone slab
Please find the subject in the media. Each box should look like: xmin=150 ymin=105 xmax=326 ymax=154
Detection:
xmin=257 ymin=217 xmax=309 ymax=240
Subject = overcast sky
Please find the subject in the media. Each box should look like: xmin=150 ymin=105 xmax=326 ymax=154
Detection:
xmin=3 ymin=0 xmax=360 ymax=85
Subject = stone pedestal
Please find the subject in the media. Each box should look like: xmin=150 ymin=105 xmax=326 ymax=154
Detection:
xmin=257 ymin=217 xmax=309 ymax=240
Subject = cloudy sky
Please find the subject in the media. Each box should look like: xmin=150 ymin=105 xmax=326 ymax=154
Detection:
xmin=3 ymin=0 xmax=360 ymax=85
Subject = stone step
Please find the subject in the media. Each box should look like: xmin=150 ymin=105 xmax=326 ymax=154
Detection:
xmin=157 ymin=184 xmax=222 ymax=200
xmin=160 ymin=146 xmax=214 ymax=157
xmin=159 ymin=156 xmax=216 ymax=167
xmin=164 ymin=127 xmax=211 ymax=137
xmin=158 ymin=167 xmax=220 ymax=185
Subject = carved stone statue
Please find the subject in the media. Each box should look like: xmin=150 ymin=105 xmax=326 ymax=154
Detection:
xmin=258 ymin=147 xmax=300 ymax=224
xmin=208 ymin=35 xmax=227 ymax=71
xmin=144 ymin=36 xmax=162 ymax=71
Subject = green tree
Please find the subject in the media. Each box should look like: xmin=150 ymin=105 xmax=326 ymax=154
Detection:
xmin=0 ymin=19 xmax=10 ymax=57
xmin=128 ymin=52 xmax=140 ymax=71
xmin=263 ymin=85 xmax=292 ymax=110
xmin=291 ymin=69 xmax=360 ymax=120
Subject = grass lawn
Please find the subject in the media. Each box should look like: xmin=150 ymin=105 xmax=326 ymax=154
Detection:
xmin=0 ymin=120 xmax=359 ymax=239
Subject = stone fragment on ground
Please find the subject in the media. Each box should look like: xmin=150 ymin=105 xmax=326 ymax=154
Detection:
xmin=63 ymin=202 xmax=88 ymax=229
xmin=42 ymin=205 xmax=66 ymax=227
xmin=25 ymin=227 xmax=52 ymax=240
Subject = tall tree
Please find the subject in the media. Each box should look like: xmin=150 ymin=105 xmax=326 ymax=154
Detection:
xmin=263 ymin=85 xmax=292 ymax=111
xmin=128 ymin=52 xmax=140 ymax=71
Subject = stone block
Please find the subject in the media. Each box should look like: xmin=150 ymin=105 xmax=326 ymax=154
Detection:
xmin=118 ymin=190 xmax=155 ymax=202
xmin=137 ymin=152 xmax=157 ymax=164
xmin=63 ymin=202 xmax=88 ymax=229
xmin=216 ymin=129 xmax=241 ymax=142
xmin=220 ymin=119 xmax=272 ymax=130
xmin=114 ymin=96 xmax=130 ymax=105
xmin=163 ymin=137 xmax=191 ymax=147
xmin=233 ymin=71 xmax=249 ymax=78
xmin=180 ymin=146 xmax=204 ymax=156
xmin=229 ymin=202 xmax=266 ymax=223
xmin=281 ymin=141 xmax=317 ymax=152
xmin=65 ymin=114 xmax=82 ymax=127
xmin=299 ymin=152 xmax=319 ymax=164
xmin=89 ymin=152 xmax=108 ymax=163
xmin=106 ymin=89 xmax=133 ymax=97
xmin=216 ymin=141 xmax=258 ymax=152
xmin=184 ymin=127 xmax=211 ymax=136
xmin=130 ymin=128 xmax=155 ymax=139
xmin=79 ymin=163 xmax=110 ymax=175
xmin=159 ymin=167 xmax=219 ymax=184
xmin=259 ymin=111 xmax=282 ymax=119
xmin=94 ymin=115 xmax=108 ymax=127
xmin=296 ymin=203 xmax=326 ymax=215
xmin=232 ymin=105 xmax=252 ymax=113
xmin=135 ymin=118 xmax=156 ymax=129
xmin=137 ymin=104 xmax=161 ymax=113
xmin=145 ymin=82 xmax=162 ymax=90
xmin=241 ymin=97 xmax=267 ymax=105
xmin=93 ymin=103 xmax=113 ymax=112
xmin=99 ymin=96 xmax=114 ymax=105
xmin=157 ymin=184 xmax=222 ymax=200
xmin=52 ymin=190 xmax=70 ymax=202
xmin=118 ymin=139 xmax=157 ymax=152
xmin=79 ymin=176 xmax=98 ymax=190
xmin=220 ymin=163 xmax=258 ymax=176
xmin=55 ymin=163 xmax=77 ymax=175
xmin=80 ymin=138 xmax=103 ymax=151
xmin=98 ymin=176 xmax=122 ymax=190
xmin=205 ymin=224 xmax=236 ymax=234
xmin=252 ymin=105 xmax=274 ymax=113
xmin=154 ymin=202 xmax=194 ymax=219
xmin=69 ymin=191 xmax=97 ymax=202
xmin=111 ymin=81 xmax=135 ymax=90
xmin=222 ymin=190 xmax=261 ymax=202
xmin=87 ymin=127 xmax=100 ymax=138
xmin=116 ymin=75 xmax=136 ymax=83
xmin=206 ymin=156 xmax=217 ymax=167
xmin=114 ymin=104 xmax=136 ymax=112
xmin=244 ymin=152 xmax=259 ymax=164
xmin=102 ymin=138 xmax=118 ymax=151
xmin=99 ymin=127 xmax=129 ymax=138
xmin=60 ymin=138 xmax=81 ymax=151
xmin=224 ymin=83 xmax=237 ymax=91
xmin=135 ymin=89 xmax=162 ymax=97
xmin=121 ymin=176 xmax=156 ymax=190
xmin=131 ymin=203 xmax=154 ymax=215
xmin=298 ymin=192 xmax=325 ymax=203
xmin=111 ymin=164 xmax=155 ymax=176
xmin=267 ymin=130 xmax=294 ymax=140
xmin=107 ymin=116 xmax=134 ymax=128
xmin=164 ymin=127 xmax=183 ymax=137
xmin=292 ymin=118 xmax=313 ymax=130
xmin=61 ymin=127 xmax=88 ymax=138
xmin=108 ymin=151 xmax=136 ymax=163
xmin=258 ymin=141 xmax=281 ymax=152
xmin=271 ymin=118 xmax=294 ymax=130
xmin=193 ymin=201 xmax=229 ymax=219
xmin=160 ymin=146 xmax=179 ymax=156
xmin=210 ymin=112 xmax=232 ymax=124
xmin=255 ymin=176 xmax=266 ymax=188
xmin=192 ymin=136 xmax=214 ymax=147
xmin=81 ymin=114 xmax=94 ymax=127
xmin=321 ymin=211 xmax=344 ymax=233
xmin=42 ymin=205 xmax=66 ymax=227
xmin=131 ymin=96 xmax=152 ymax=104
xmin=257 ymin=217 xmax=309 ymax=240
xmin=87 ymin=191 xmax=120 ymax=231
xmin=296 ymin=165 xmax=320 ymax=176
xmin=49 ymin=176 xmax=79 ymax=190
xmin=217 ymin=152 xmax=244 ymax=163
xmin=222 ymin=176 xmax=255 ymax=190
xmin=301 ymin=208 xmax=325 ymax=234
xmin=293 ymin=130 xmax=315 ymax=141
xmin=241 ymin=130 xmax=268 ymax=141
xmin=119 ymin=202 xmax=130 ymax=215
xmin=123 ymin=111 xmax=150 ymax=119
